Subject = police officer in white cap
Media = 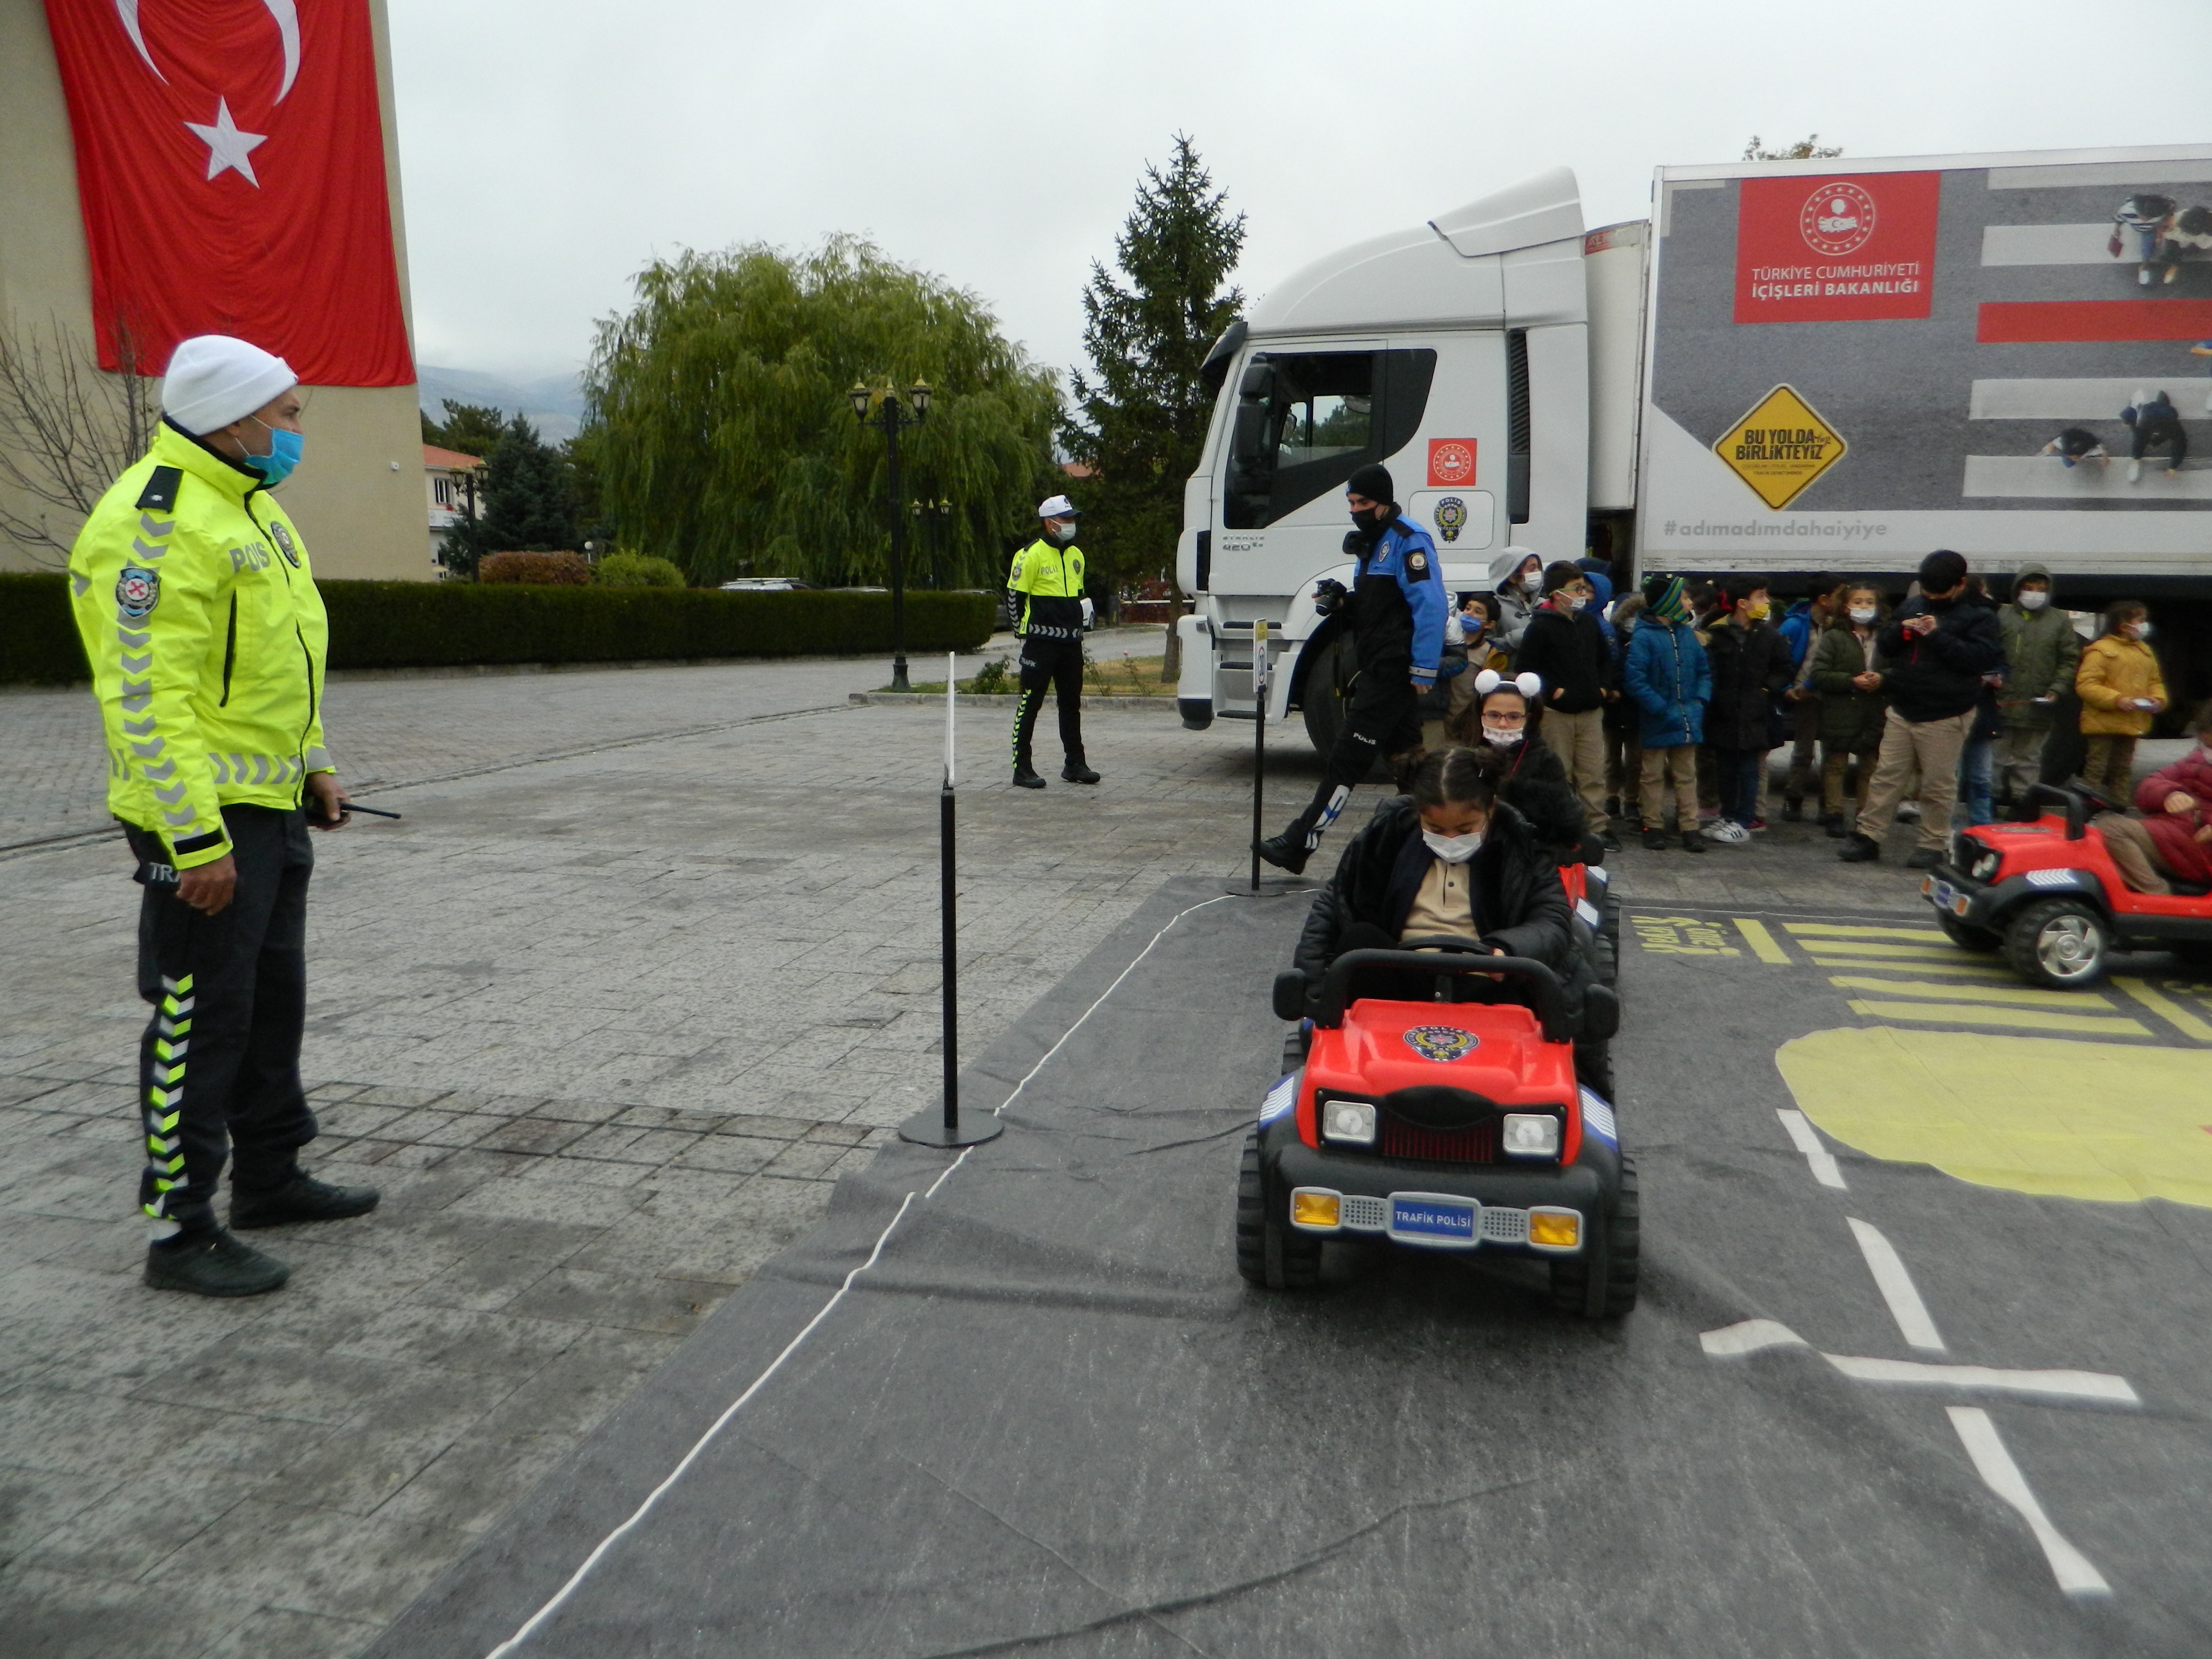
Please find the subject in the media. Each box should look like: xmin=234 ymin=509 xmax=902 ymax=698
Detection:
xmin=66 ymin=333 xmax=377 ymax=1299
xmin=1006 ymin=494 xmax=1098 ymax=788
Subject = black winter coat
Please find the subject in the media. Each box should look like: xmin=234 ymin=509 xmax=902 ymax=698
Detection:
xmin=1702 ymin=620 xmax=1794 ymax=750
xmin=1877 ymin=596 xmax=2005 ymax=722
xmin=1496 ymin=734 xmax=1588 ymax=855
xmin=1293 ymin=798 xmax=1587 ymax=1023
xmin=1513 ymin=606 xmax=1610 ymax=713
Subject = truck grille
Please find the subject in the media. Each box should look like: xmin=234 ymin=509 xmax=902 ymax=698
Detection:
xmin=1379 ymin=1117 xmax=1499 ymax=1164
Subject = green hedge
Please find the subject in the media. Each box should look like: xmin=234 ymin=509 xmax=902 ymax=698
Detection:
xmin=0 ymin=573 xmax=993 ymax=682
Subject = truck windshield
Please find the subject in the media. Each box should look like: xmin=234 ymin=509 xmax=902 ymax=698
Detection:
xmin=1225 ymin=349 xmax=1436 ymax=528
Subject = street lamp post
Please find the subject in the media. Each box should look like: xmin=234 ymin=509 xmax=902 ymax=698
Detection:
xmin=850 ymin=380 xmax=932 ymax=693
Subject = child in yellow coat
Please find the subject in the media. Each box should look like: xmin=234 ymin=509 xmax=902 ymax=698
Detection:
xmin=2075 ymin=601 xmax=2168 ymax=797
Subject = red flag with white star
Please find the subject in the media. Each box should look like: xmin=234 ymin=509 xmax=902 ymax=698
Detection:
xmin=41 ymin=0 xmax=414 ymax=386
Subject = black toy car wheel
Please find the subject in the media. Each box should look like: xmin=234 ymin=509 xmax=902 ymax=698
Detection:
xmin=1937 ymin=912 xmax=2002 ymax=953
xmin=2005 ymin=897 xmax=2110 ymax=989
xmin=1235 ymin=1128 xmax=1321 ymax=1290
xmin=1549 ymin=1154 xmax=1639 ymax=1318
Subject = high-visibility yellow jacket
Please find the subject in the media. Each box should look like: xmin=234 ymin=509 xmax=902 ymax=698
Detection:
xmin=1008 ymin=537 xmax=1085 ymax=639
xmin=68 ymin=420 xmax=335 ymax=869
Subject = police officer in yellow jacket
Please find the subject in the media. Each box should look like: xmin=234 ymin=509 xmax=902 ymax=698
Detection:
xmin=69 ymin=334 xmax=377 ymax=1299
xmin=1008 ymin=494 xmax=1099 ymax=789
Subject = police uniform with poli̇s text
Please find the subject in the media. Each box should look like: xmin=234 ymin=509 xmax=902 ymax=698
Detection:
xmin=1008 ymin=493 xmax=1099 ymax=788
xmin=67 ymin=334 xmax=377 ymax=1301
xmin=1257 ymin=462 xmax=1446 ymax=875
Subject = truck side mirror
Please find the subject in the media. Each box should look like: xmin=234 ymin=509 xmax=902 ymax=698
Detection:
xmin=1272 ymin=970 xmax=1309 ymax=1023
xmin=1239 ymin=361 xmax=1276 ymax=400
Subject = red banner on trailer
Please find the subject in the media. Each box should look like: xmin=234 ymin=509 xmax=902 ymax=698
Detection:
xmin=1733 ymin=172 xmax=1942 ymax=326
xmin=42 ymin=0 xmax=414 ymax=385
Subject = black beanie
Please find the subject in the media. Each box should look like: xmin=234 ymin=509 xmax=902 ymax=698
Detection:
xmin=1346 ymin=463 xmax=1393 ymax=504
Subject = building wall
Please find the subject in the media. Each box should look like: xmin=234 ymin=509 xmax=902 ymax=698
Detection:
xmin=0 ymin=0 xmax=431 ymax=580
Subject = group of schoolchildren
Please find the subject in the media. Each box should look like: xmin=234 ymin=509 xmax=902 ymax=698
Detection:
xmin=1431 ymin=546 xmax=2179 ymax=875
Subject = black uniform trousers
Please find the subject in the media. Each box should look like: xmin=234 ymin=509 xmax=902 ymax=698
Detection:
xmin=1012 ymin=634 xmax=1087 ymax=773
xmin=125 ymin=805 xmax=318 ymax=1236
xmin=1290 ymin=663 xmax=1423 ymax=847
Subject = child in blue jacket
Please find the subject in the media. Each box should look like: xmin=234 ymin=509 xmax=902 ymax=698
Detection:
xmin=1624 ymin=575 xmax=1712 ymax=851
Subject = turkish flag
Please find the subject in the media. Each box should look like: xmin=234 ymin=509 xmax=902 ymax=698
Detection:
xmin=43 ymin=0 xmax=414 ymax=386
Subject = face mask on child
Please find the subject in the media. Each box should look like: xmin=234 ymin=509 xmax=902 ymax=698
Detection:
xmin=1421 ymin=827 xmax=1484 ymax=863
xmin=1481 ymin=725 xmax=1525 ymax=748
xmin=2018 ymin=590 xmax=2050 ymax=611
xmin=2130 ymin=621 xmax=2153 ymax=641
xmin=1848 ymin=605 xmax=1877 ymax=625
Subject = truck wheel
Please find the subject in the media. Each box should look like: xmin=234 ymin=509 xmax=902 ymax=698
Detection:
xmin=2005 ymin=898 xmax=2109 ymax=990
xmin=1299 ymin=633 xmax=1353 ymax=756
xmin=1235 ymin=1128 xmax=1320 ymax=1290
xmin=1548 ymin=1154 xmax=1639 ymax=1318
xmin=1937 ymin=912 xmax=2002 ymax=953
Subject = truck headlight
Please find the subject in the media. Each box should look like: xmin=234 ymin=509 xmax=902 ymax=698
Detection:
xmin=1502 ymin=1113 xmax=1562 ymax=1159
xmin=1321 ymin=1100 xmax=1378 ymax=1145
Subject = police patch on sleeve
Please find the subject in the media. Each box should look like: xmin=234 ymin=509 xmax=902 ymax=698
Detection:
xmin=1407 ymin=550 xmax=1429 ymax=575
xmin=270 ymin=521 xmax=300 ymax=567
xmin=115 ymin=566 xmax=160 ymax=620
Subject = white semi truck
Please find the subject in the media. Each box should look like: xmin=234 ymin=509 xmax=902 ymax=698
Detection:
xmin=1173 ymin=144 xmax=2212 ymax=752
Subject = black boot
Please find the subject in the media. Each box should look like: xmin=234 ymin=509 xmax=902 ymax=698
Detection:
xmin=1060 ymin=760 xmax=1100 ymax=784
xmin=145 ymin=1229 xmax=290 ymax=1298
xmin=230 ymin=1172 xmax=381 ymax=1229
xmin=1012 ymin=767 xmax=1046 ymax=790
xmin=1254 ymin=827 xmax=1315 ymax=876
xmin=1820 ymin=812 xmax=1847 ymax=838
xmin=1837 ymin=833 xmax=1881 ymax=863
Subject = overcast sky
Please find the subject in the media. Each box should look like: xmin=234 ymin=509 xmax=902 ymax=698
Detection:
xmin=389 ymin=0 xmax=2212 ymax=390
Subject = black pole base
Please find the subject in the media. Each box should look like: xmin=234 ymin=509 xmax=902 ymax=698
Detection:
xmin=896 ymin=1109 xmax=1004 ymax=1148
xmin=1223 ymin=874 xmax=1314 ymax=897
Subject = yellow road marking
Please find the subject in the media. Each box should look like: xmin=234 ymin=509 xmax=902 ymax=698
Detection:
xmin=1845 ymin=999 xmax=2148 ymax=1036
xmin=1828 ymin=975 xmax=2113 ymax=1010
xmin=1777 ymin=1026 xmax=2212 ymax=1206
xmin=1800 ymin=939 xmax=1976 ymax=961
xmin=1805 ymin=951 xmax=2013 ymax=979
xmin=1735 ymin=918 xmax=1792 ymax=965
xmin=1786 ymin=922 xmax=1947 ymax=942
xmin=2113 ymin=976 xmax=2212 ymax=1043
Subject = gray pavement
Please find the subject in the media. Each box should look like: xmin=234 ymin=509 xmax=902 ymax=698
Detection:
xmin=0 ymin=649 xmax=2145 ymax=1657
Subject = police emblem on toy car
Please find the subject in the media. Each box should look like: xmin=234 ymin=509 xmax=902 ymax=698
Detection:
xmin=1433 ymin=496 xmax=1467 ymax=543
xmin=270 ymin=521 xmax=300 ymax=566
xmin=1403 ymin=1024 xmax=1479 ymax=1061
xmin=115 ymin=566 xmax=160 ymax=620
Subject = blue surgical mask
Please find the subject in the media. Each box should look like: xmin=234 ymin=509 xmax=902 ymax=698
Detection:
xmin=244 ymin=420 xmax=304 ymax=486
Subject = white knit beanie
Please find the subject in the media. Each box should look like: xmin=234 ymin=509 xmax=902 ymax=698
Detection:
xmin=161 ymin=335 xmax=297 ymax=435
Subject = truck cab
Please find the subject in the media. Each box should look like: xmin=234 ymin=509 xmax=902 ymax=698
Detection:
xmin=1173 ymin=168 xmax=1648 ymax=750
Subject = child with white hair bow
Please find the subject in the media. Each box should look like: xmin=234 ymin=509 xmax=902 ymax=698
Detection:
xmin=1447 ymin=670 xmax=1600 ymax=863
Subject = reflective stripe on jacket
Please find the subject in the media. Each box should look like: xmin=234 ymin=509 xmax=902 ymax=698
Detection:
xmin=68 ymin=420 xmax=333 ymax=869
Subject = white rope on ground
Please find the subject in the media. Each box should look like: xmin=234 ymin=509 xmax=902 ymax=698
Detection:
xmin=482 ymin=883 xmax=1299 ymax=1653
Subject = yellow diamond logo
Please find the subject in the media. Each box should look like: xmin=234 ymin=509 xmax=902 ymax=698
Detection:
xmin=1715 ymin=384 xmax=1846 ymax=509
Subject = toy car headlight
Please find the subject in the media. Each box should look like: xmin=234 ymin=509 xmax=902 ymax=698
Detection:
xmin=1502 ymin=1113 xmax=1562 ymax=1159
xmin=1964 ymin=840 xmax=2001 ymax=881
xmin=1321 ymin=1099 xmax=1378 ymax=1145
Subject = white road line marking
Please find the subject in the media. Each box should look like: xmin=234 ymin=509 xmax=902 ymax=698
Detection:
xmin=1968 ymin=375 xmax=2185 ymax=418
xmin=1776 ymin=1108 xmax=1846 ymax=1189
xmin=1963 ymin=457 xmax=2212 ymax=500
xmin=1979 ymin=224 xmax=2135 ymax=266
xmin=1699 ymin=1322 xmax=2139 ymax=1405
xmin=1847 ymin=1219 xmax=1947 ymax=1351
xmin=1947 ymin=1406 xmax=2113 ymax=1599
xmin=484 ymin=1189 xmax=920 ymax=1656
xmin=994 ymin=894 xmax=1235 ymax=1116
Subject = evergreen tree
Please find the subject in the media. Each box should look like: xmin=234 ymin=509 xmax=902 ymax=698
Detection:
xmin=1063 ymin=135 xmax=1245 ymax=603
xmin=585 ymin=237 xmax=1060 ymax=588
xmin=421 ymin=398 xmax=507 ymax=458
xmin=446 ymin=414 xmax=579 ymax=575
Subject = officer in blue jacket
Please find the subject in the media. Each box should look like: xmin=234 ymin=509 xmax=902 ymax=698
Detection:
xmin=1257 ymin=464 xmax=1446 ymax=874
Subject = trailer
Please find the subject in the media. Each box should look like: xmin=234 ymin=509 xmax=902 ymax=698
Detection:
xmin=1174 ymin=145 xmax=2212 ymax=752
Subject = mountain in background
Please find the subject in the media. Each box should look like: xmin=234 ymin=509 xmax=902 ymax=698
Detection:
xmin=417 ymin=365 xmax=586 ymax=444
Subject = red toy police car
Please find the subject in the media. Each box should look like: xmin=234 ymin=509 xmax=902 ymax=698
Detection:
xmin=1927 ymin=782 xmax=2212 ymax=988
xmin=1237 ymin=944 xmax=1636 ymax=1317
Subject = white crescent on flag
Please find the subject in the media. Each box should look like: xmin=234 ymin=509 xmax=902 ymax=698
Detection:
xmin=114 ymin=0 xmax=303 ymax=101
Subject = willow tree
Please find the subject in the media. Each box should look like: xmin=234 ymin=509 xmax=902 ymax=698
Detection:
xmin=584 ymin=237 xmax=1061 ymax=588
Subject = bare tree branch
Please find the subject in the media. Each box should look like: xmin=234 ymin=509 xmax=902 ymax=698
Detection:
xmin=0 ymin=314 xmax=158 ymax=568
